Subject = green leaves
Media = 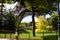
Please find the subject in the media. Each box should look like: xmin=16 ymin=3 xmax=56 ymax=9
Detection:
xmin=22 ymin=0 xmax=57 ymax=13
xmin=16 ymin=0 xmax=25 ymax=7
xmin=0 ymin=0 xmax=6 ymax=3
xmin=46 ymin=13 xmax=58 ymax=30
xmin=0 ymin=0 xmax=14 ymax=4
xmin=14 ymin=15 xmax=20 ymax=26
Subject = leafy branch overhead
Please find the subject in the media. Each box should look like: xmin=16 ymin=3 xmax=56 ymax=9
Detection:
xmin=17 ymin=0 xmax=57 ymax=13
xmin=0 ymin=0 xmax=58 ymax=13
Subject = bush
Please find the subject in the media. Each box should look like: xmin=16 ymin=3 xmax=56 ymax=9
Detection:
xmin=46 ymin=25 xmax=52 ymax=30
xmin=35 ymin=29 xmax=49 ymax=33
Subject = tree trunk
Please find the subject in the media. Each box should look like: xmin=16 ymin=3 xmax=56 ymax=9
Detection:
xmin=32 ymin=5 xmax=35 ymax=37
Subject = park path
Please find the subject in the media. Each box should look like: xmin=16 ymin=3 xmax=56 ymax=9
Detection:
xmin=0 ymin=38 xmax=11 ymax=40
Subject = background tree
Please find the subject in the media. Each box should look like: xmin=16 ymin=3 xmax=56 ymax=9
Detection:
xmin=0 ymin=0 xmax=14 ymax=32
xmin=35 ymin=15 xmax=45 ymax=32
xmin=36 ymin=15 xmax=52 ymax=32
xmin=50 ymin=13 xmax=58 ymax=30
xmin=27 ymin=22 xmax=33 ymax=30
xmin=46 ymin=17 xmax=51 ymax=25
xmin=5 ymin=12 xmax=15 ymax=32
xmin=20 ymin=22 xmax=28 ymax=33
xmin=0 ymin=0 xmax=5 ymax=30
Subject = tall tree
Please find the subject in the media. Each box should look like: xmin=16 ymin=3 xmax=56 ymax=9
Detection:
xmin=15 ymin=0 xmax=57 ymax=37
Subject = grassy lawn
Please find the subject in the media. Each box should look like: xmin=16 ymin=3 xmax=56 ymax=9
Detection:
xmin=0 ymin=30 xmax=58 ymax=40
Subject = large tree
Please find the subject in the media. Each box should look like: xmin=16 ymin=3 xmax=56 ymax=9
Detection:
xmin=15 ymin=0 xmax=57 ymax=37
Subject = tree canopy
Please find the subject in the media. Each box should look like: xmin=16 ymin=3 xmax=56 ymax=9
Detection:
xmin=16 ymin=0 xmax=57 ymax=13
xmin=50 ymin=13 xmax=58 ymax=30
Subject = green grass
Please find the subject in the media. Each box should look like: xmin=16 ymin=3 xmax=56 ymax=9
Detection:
xmin=0 ymin=33 xmax=15 ymax=38
xmin=0 ymin=30 xmax=58 ymax=40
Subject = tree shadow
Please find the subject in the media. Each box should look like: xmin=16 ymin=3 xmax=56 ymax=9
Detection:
xmin=43 ymin=35 xmax=58 ymax=40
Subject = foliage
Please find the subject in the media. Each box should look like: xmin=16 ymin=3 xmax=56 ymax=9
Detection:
xmin=50 ymin=13 xmax=58 ymax=30
xmin=46 ymin=17 xmax=51 ymax=25
xmin=45 ymin=13 xmax=58 ymax=30
xmin=15 ymin=0 xmax=57 ymax=13
xmin=46 ymin=25 xmax=52 ymax=30
xmin=19 ymin=23 xmax=28 ymax=33
xmin=35 ymin=15 xmax=52 ymax=32
xmin=14 ymin=15 xmax=20 ymax=27
xmin=5 ymin=13 xmax=15 ymax=30
xmin=16 ymin=0 xmax=57 ymax=36
xmin=35 ymin=15 xmax=45 ymax=32
xmin=20 ymin=23 xmax=27 ymax=30
xmin=27 ymin=22 xmax=33 ymax=30
xmin=36 ymin=15 xmax=45 ymax=29
xmin=6 ymin=0 xmax=14 ymax=4
xmin=0 ymin=0 xmax=14 ymax=3
xmin=0 ymin=0 xmax=6 ymax=3
xmin=24 ymin=0 xmax=57 ymax=13
xmin=0 ymin=10 xmax=28 ymax=33
xmin=28 ymin=22 xmax=32 ymax=26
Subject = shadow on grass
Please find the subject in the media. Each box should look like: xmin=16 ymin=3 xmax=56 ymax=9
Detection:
xmin=17 ymin=35 xmax=57 ymax=40
xmin=43 ymin=35 xmax=58 ymax=40
xmin=17 ymin=38 xmax=42 ymax=40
